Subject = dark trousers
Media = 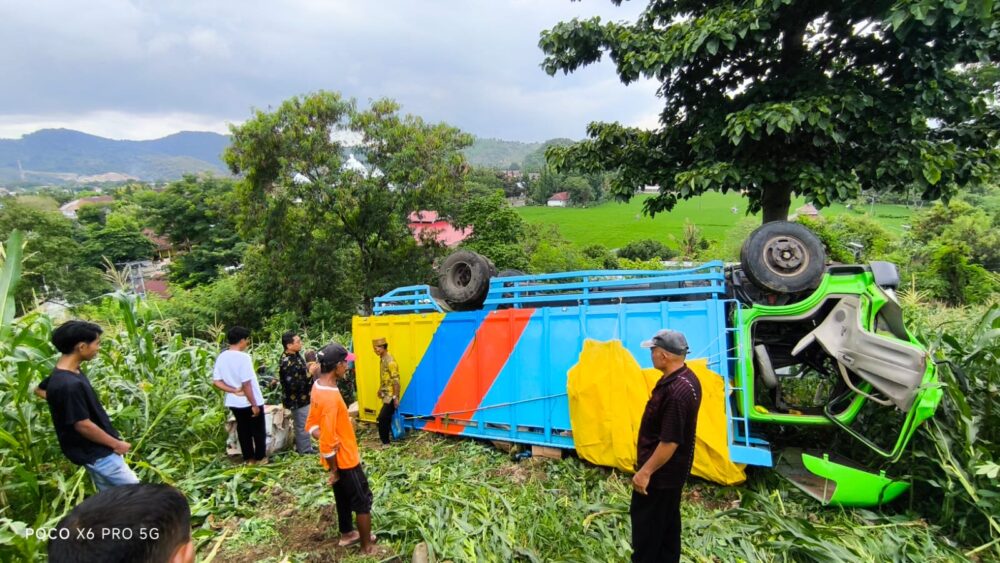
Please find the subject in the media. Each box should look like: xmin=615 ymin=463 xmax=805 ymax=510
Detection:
xmin=230 ymin=406 xmax=267 ymax=461
xmin=377 ymin=402 xmax=396 ymax=445
xmin=333 ymin=480 xmax=354 ymax=534
xmin=332 ymin=465 xmax=373 ymax=533
xmin=631 ymin=487 xmax=682 ymax=563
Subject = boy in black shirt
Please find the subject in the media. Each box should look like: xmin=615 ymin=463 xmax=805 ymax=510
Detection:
xmin=35 ymin=320 xmax=139 ymax=491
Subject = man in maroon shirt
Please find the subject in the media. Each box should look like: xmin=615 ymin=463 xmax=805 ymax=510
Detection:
xmin=632 ymin=329 xmax=702 ymax=563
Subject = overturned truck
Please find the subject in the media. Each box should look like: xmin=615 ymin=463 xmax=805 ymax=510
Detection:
xmin=352 ymin=221 xmax=942 ymax=507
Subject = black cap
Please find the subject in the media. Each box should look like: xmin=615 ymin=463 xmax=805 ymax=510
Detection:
xmin=317 ymin=343 xmax=355 ymax=367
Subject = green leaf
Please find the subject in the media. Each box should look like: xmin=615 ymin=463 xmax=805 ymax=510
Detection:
xmin=0 ymin=230 xmax=25 ymax=342
xmin=707 ymin=38 xmax=719 ymax=55
xmin=923 ymin=161 xmax=943 ymax=185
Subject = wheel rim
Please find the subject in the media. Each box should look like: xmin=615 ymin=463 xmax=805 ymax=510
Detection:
xmin=761 ymin=236 xmax=809 ymax=277
xmin=453 ymin=262 xmax=472 ymax=287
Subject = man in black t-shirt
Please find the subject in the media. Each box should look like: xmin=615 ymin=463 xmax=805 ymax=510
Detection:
xmin=631 ymin=329 xmax=702 ymax=563
xmin=35 ymin=320 xmax=139 ymax=491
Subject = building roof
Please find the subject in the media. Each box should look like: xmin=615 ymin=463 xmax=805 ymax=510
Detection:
xmin=548 ymin=191 xmax=570 ymax=202
xmin=407 ymin=212 xmax=472 ymax=247
xmin=59 ymin=196 xmax=114 ymax=217
xmin=796 ymin=203 xmax=820 ymax=216
xmin=408 ymin=210 xmax=441 ymax=223
xmin=141 ymin=228 xmax=173 ymax=252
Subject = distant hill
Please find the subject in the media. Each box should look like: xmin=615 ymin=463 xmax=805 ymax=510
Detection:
xmin=463 ymin=138 xmax=544 ymax=169
xmin=0 ymin=129 xmax=230 ymax=184
xmin=0 ymin=129 xmax=573 ymax=186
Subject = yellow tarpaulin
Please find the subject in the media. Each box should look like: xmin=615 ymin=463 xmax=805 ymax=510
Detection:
xmin=567 ymin=339 xmax=746 ymax=486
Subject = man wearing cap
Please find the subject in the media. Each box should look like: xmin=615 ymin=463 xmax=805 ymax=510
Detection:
xmin=632 ymin=329 xmax=702 ymax=563
xmin=306 ymin=343 xmax=377 ymax=555
xmin=372 ymin=338 xmax=400 ymax=445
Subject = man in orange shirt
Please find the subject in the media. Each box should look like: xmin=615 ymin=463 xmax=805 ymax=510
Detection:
xmin=307 ymin=343 xmax=376 ymax=555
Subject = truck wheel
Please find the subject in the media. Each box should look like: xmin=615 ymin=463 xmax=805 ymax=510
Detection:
xmin=439 ymin=250 xmax=492 ymax=310
xmin=740 ymin=221 xmax=826 ymax=294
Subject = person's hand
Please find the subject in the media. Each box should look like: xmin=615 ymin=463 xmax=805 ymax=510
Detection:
xmin=632 ymin=471 xmax=650 ymax=495
xmin=233 ymin=389 xmax=246 ymax=397
xmin=328 ymin=469 xmax=340 ymax=486
xmin=393 ymin=397 xmax=400 ymax=408
xmin=113 ymin=440 xmax=131 ymax=455
xmin=308 ymin=363 xmax=319 ymax=377
xmin=251 ymin=405 xmax=261 ymax=417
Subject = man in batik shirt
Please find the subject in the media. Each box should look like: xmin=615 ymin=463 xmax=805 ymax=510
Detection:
xmin=372 ymin=337 xmax=400 ymax=445
xmin=279 ymin=331 xmax=315 ymax=454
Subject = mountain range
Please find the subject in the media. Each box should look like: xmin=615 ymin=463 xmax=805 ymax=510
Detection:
xmin=0 ymin=129 xmax=558 ymax=186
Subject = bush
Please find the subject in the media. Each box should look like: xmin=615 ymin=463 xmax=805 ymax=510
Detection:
xmin=581 ymin=244 xmax=620 ymax=269
xmin=827 ymin=214 xmax=895 ymax=260
xmin=617 ymin=239 xmax=676 ymax=261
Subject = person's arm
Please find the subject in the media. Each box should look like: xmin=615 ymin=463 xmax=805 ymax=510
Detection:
xmin=632 ymin=389 xmax=693 ymax=494
xmin=74 ymin=419 xmax=130 ymax=455
xmin=390 ymin=360 xmax=401 ymax=408
xmin=212 ymin=379 xmax=243 ymax=394
xmin=35 ymin=376 xmax=50 ymax=400
xmin=632 ymin=442 xmax=678 ymax=494
xmin=240 ymin=355 xmax=261 ymax=416
xmin=317 ymin=402 xmax=342 ymax=483
xmin=242 ymin=380 xmax=260 ymax=416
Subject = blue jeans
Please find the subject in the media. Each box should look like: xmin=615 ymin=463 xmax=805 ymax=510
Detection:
xmin=84 ymin=453 xmax=139 ymax=491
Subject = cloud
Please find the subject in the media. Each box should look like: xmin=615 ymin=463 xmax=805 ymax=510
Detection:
xmin=0 ymin=0 xmax=663 ymax=141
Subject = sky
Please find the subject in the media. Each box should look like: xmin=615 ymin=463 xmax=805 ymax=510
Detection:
xmin=0 ymin=0 xmax=662 ymax=142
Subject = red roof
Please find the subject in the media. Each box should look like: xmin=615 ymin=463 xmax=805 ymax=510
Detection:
xmin=143 ymin=279 xmax=170 ymax=297
xmin=408 ymin=210 xmax=440 ymax=223
xmin=548 ymin=191 xmax=570 ymax=202
xmin=408 ymin=220 xmax=472 ymax=247
xmin=141 ymin=228 xmax=173 ymax=252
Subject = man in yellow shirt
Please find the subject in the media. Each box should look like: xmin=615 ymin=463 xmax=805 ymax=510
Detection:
xmin=307 ymin=343 xmax=376 ymax=554
xmin=372 ymin=337 xmax=400 ymax=445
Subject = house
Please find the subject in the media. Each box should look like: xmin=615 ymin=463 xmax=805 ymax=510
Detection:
xmin=407 ymin=211 xmax=472 ymax=247
xmin=547 ymin=192 xmax=570 ymax=207
xmin=59 ymin=196 xmax=114 ymax=219
xmin=142 ymin=228 xmax=174 ymax=261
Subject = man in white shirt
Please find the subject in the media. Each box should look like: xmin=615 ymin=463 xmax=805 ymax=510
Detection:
xmin=212 ymin=326 xmax=268 ymax=464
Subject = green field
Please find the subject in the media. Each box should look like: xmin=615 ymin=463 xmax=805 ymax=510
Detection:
xmin=515 ymin=193 xmax=916 ymax=249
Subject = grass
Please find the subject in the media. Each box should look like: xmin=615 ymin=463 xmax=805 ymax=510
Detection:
xmin=209 ymin=426 xmax=970 ymax=562
xmin=515 ymin=193 xmax=917 ymax=248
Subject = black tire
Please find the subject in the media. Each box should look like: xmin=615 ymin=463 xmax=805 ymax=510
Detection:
xmin=439 ymin=250 xmax=492 ymax=310
xmin=740 ymin=221 xmax=826 ymax=294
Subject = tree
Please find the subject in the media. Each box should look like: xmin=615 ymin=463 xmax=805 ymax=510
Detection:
xmin=540 ymin=1 xmax=1000 ymax=223
xmin=564 ymin=176 xmax=595 ymax=207
xmin=75 ymin=204 xmax=110 ymax=227
xmin=458 ymin=190 xmax=530 ymax=271
xmin=137 ymin=176 xmax=246 ymax=288
xmin=0 ymin=200 xmax=106 ymax=311
xmin=225 ymin=91 xmax=472 ymax=313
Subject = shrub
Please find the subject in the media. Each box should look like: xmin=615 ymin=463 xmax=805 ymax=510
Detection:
xmin=617 ymin=239 xmax=676 ymax=261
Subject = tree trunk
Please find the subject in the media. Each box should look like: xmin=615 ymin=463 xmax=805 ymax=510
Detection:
xmin=761 ymin=184 xmax=793 ymax=223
